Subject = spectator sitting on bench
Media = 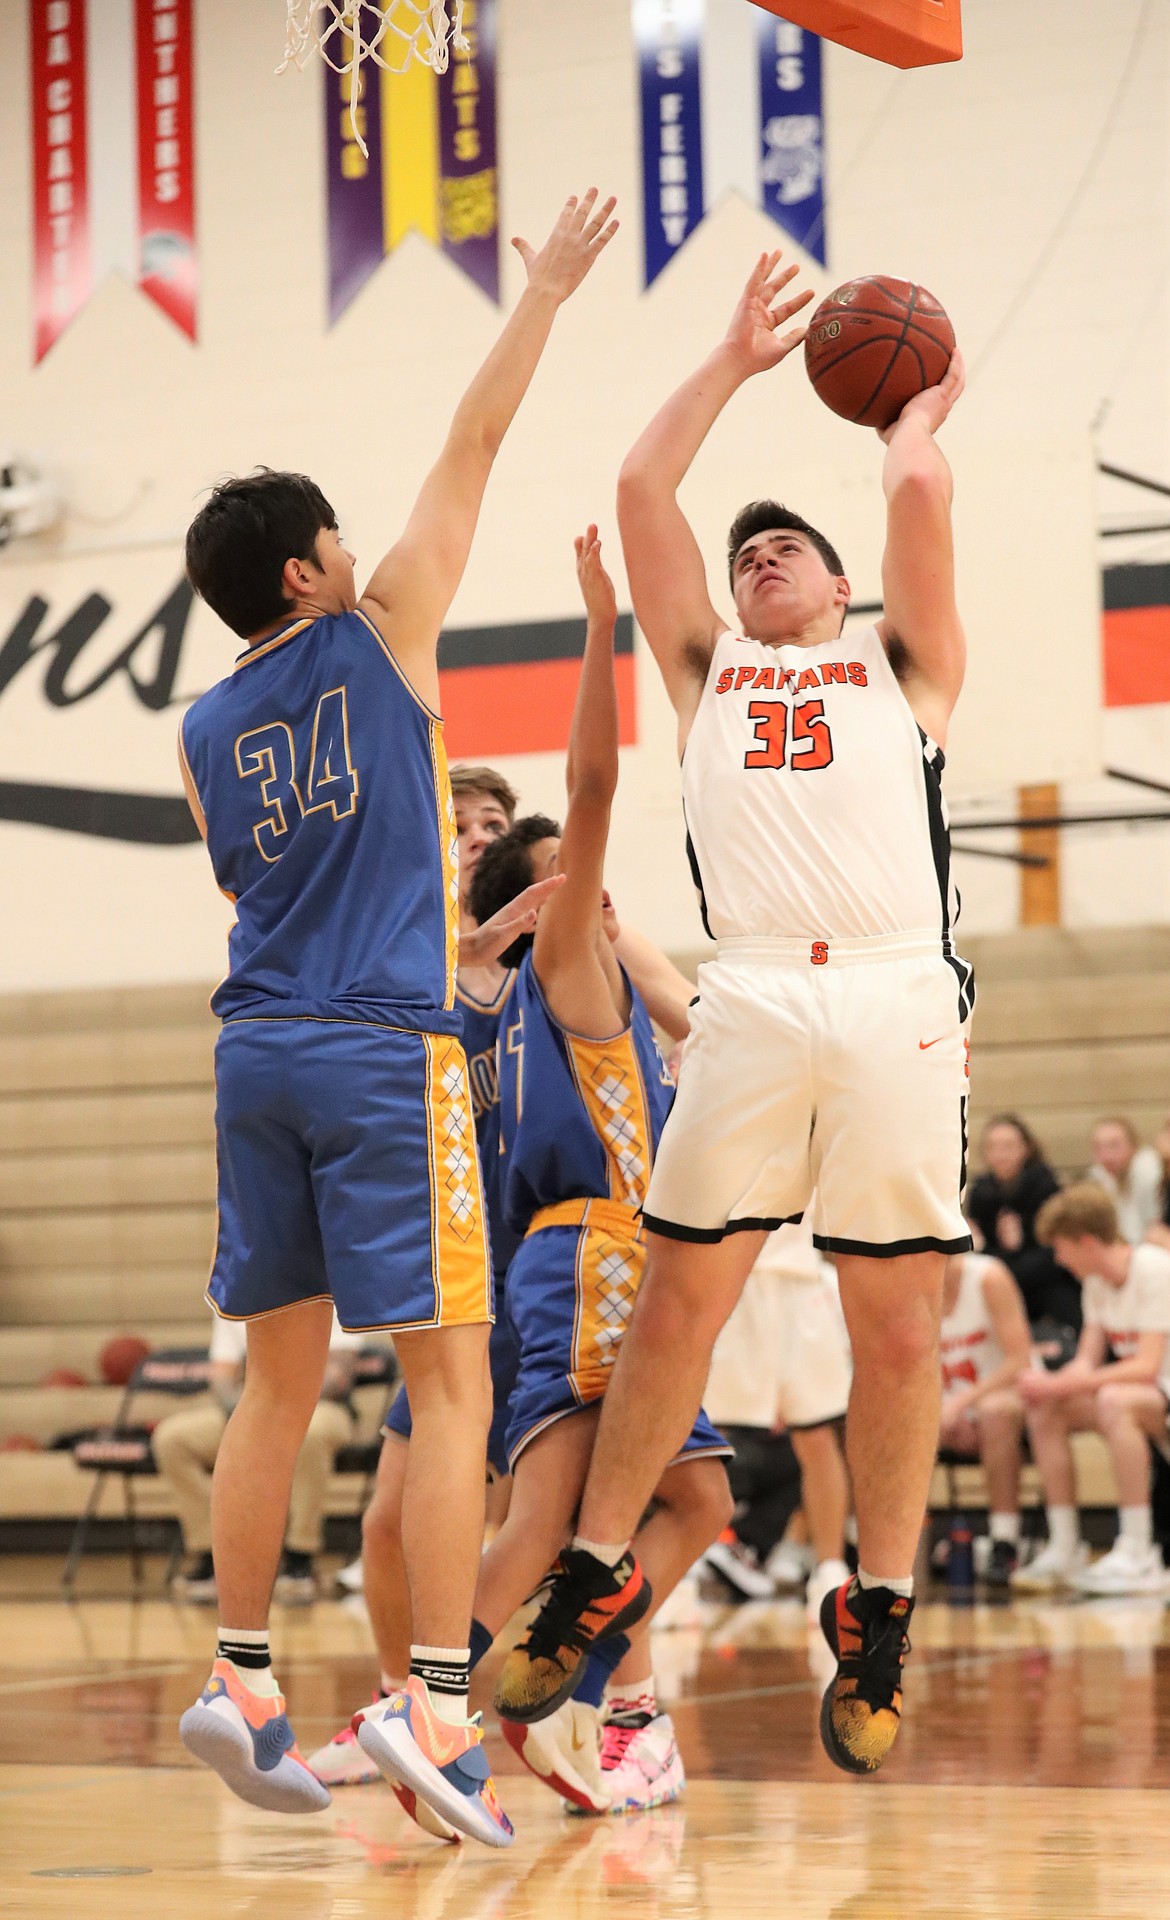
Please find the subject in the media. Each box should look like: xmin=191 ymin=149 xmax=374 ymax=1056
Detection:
xmin=1142 ymin=1115 xmax=1170 ymax=1254
xmin=1087 ymin=1116 xmax=1165 ymax=1246
xmin=938 ymin=1247 xmax=1031 ymax=1586
xmin=966 ymin=1114 xmax=1081 ymax=1338
xmin=1012 ymin=1184 xmax=1170 ymax=1598
xmin=155 ymin=1310 xmax=360 ymax=1604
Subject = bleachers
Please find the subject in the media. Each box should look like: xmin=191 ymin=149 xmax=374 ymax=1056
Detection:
xmin=0 ymin=984 xmax=384 ymax=1526
xmin=2 ymin=927 xmax=1168 ymax=1528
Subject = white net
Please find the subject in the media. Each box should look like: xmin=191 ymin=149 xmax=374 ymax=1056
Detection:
xmin=280 ymin=2 xmax=467 ymax=155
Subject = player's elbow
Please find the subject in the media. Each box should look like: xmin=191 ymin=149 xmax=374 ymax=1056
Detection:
xmin=886 ymin=460 xmax=952 ymax=514
xmin=565 ymin=763 xmax=617 ymax=810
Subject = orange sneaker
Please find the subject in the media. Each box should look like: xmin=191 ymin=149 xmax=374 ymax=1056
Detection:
xmin=493 ymin=1549 xmax=652 ymax=1724
xmin=818 ymin=1577 xmax=914 ymax=1774
xmin=179 ymin=1659 xmax=330 ymax=1813
xmin=354 ymin=1677 xmax=513 ymax=1848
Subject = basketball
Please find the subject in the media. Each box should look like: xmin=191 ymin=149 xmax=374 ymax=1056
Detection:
xmin=0 ymin=1434 xmax=40 ymax=1453
xmin=41 ymin=1368 xmax=87 ymax=1389
xmin=98 ymin=1336 xmax=152 ymax=1387
xmin=804 ymin=276 xmax=956 ymax=430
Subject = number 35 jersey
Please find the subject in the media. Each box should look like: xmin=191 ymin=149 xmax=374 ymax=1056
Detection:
xmin=681 ymin=623 xmax=960 ymax=946
xmin=180 ymin=610 xmax=460 ymax=1034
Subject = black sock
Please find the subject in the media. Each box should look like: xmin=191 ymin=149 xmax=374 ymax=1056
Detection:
xmin=217 ymin=1629 xmax=270 ymax=1670
xmin=281 ymin=1550 xmax=314 ymax=1577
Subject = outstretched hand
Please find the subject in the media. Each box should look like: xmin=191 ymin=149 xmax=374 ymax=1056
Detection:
xmin=724 ymin=249 xmax=814 ymax=376
xmin=574 ymin=524 xmax=618 ymax=629
xmin=512 ymin=190 xmax=619 ymax=304
xmin=879 ymin=347 xmax=966 ymax=443
xmin=461 ymin=874 xmax=566 ymax=967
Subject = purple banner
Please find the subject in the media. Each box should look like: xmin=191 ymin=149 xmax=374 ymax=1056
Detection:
xmin=437 ymin=0 xmax=499 ymax=302
xmin=634 ymin=0 xmax=705 ymax=288
xmin=757 ymin=15 xmax=826 ymax=266
xmin=324 ymin=21 xmax=385 ymax=324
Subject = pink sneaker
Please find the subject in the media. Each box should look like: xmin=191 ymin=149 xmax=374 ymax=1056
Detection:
xmin=179 ymin=1659 xmax=330 ymax=1814
xmin=306 ymin=1698 xmax=382 ymax=1787
xmin=355 ymin=1678 xmax=514 ymax=1848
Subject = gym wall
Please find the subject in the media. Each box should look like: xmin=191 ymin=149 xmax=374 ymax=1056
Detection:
xmin=0 ymin=0 xmax=1166 ymax=990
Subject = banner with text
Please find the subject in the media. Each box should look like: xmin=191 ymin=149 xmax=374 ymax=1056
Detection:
xmin=634 ymin=1 xmax=826 ymax=287
xmin=29 ymin=0 xmax=197 ymax=363
xmin=325 ymin=0 xmax=500 ymax=324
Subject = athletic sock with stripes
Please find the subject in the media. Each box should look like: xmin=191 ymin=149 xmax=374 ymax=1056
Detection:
xmin=410 ymin=1644 xmax=471 ymax=1725
xmin=216 ymin=1627 xmax=281 ymax=1699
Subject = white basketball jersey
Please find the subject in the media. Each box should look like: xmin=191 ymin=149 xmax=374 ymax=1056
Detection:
xmin=681 ymin=624 xmax=963 ymax=954
xmin=939 ymin=1254 xmax=1002 ymax=1391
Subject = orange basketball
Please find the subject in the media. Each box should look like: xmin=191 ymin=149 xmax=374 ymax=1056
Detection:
xmin=804 ymin=276 xmax=955 ymax=430
xmin=1 ymin=1433 xmax=40 ymax=1452
xmin=99 ymin=1335 xmax=152 ymax=1386
xmin=41 ymin=1368 xmax=88 ymax=1388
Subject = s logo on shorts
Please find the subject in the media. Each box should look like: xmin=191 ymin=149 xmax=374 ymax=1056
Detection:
xmin=810 ymin=941 xmax=829 ymax=966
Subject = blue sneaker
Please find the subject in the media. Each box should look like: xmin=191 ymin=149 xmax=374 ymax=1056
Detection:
xmin=355 ymin=1677 xmax=514 ymax=1848
xmin=179 ymin=1659 xmax=331 ymax=1814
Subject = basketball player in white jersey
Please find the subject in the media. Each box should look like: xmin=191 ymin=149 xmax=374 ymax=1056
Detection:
xmin=496 ymin=250 xmax=968 ymax=1775
xmin=938 ymin=1251 xmax=1032 ymax=1585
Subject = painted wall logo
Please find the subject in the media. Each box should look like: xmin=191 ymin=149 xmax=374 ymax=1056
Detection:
xmin=0 ymin=585 xmax=638 ymax=844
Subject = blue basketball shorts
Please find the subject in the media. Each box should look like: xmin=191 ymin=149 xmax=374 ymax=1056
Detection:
xmin=503 ymin=1198 xmax=730 ymax=1472
xmin=208 ymin=1017 xmax=492 ymax=1334
xmin=382 ymin=1279 xmax=519 ymax=1477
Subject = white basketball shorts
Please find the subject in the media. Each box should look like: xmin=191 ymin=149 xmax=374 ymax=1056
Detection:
xmin=643 ymin=932 xmax=973 ymax=1258
xmin=705 ymin=1229 xmax=852 ymax=1430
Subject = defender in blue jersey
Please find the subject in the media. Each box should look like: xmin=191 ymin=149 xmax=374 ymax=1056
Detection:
xmin=460 ymin=533 xmax=732 ymax=1818
xmin=175 ymin=191 xmax=618 ymax=1846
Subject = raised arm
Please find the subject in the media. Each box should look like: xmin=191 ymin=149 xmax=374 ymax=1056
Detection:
xmin=533 ymin=528 xmax=629 ymax=1041
xmin=877 ymin=350 xmax=966 ymax=747
xmin=359 ymin=192 xmax=617 ymax=707
xmin=617 ymin=251 xmax=811 ymax=737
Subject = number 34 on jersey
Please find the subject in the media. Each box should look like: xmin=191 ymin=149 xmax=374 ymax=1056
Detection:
xmin=235 ymin=685 xmax=360 ymax=863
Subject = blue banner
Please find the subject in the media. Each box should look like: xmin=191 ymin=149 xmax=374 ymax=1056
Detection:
xmin=757 ymin=15 xmax=826 ymax=265
xmin=634 ymin=0 xmax=705 ymax=288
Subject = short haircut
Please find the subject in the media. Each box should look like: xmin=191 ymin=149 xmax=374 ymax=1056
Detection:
xmin=726 ymin=500 xmax=845 ymax=588
xmin=467 ymin=813 xmax=561 ymax=965
xmin=450 ymin=764 xmax=519 ymax=823
xmin=1036 ymin=1183 xmax=1120 ymax=1247
xmin=982 ymin=1112 xmax=1046 ymax=1167
xmin=186 ymin=469 xmax=337 ymax=639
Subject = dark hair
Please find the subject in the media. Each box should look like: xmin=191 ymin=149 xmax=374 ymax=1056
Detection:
xmin=726 ymin=500 xmax=845 ymax=587
xmin=185 ymin=469 xmax=338 ymax=639
xmin=983 ymin=1112 xmax=1046 ymax=1167
xmin=467 ymin=813 xmax=561 ymax=967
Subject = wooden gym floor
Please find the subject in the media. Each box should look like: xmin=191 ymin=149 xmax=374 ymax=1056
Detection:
xmin=2 ymin=1557 xmax=1169 ymax=1918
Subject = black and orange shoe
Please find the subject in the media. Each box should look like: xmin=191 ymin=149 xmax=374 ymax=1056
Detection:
xmin=818 ymin=1576 xmax=914 ymax=1775
xmin=493 ymin=1549 xmax=652 ymax=1724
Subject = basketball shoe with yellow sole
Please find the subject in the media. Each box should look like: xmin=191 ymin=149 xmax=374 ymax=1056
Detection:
xmin=493 ymin=1548 xmax=652 ymax=1724
xmin=818 ymin=1577 xmax=914 ymax=1775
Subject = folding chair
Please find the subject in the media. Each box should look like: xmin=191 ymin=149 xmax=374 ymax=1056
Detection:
xmin=62 ymin=1346 xmax=213 ymax=1591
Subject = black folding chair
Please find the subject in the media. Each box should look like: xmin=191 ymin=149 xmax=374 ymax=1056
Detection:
xmin=62 ymin=1346 xmax=213 ymax=1591
xmin=333 ymin=1345 xmax=400 ymax=1540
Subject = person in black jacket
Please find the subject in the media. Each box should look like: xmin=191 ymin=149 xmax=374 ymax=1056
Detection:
xmin=967 ymin=1115 xmax=1081 ymax=1337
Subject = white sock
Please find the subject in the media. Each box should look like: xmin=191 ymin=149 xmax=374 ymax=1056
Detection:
xmin=1120 ymin=1506 xmax=1153 ymax=1552
xmin=571 ymin=1535 xmax=629 ymax=1569
xmin=409 ymin=1644 xmax=470 ymax=1725
xmin=858 ymin=1567 xmax=913 ymax=1599
xmin=605 ymin=1675 xmax=657 ymax=1718
xmin=1046 ymin=1506 xmax=1079 ymax=1556
xmin=989 ymin=1512 xmax=1020 ymax=1546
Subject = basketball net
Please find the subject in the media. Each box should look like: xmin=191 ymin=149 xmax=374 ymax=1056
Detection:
xmin=280 ymin=2 xmax=467 ymax=155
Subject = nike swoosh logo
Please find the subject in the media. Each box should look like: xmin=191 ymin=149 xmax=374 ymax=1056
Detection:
xmin=918 ymin=1036 xmax=946 ymax=1050
xmin=0 ymin=779 xmax=201 ymax=845
xmin=571 ymin=1730 xmax=587 ymax=1752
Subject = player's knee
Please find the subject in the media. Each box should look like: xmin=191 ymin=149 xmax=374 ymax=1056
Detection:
xmin=362 ymin=1481 xmax=403 ymax=1558
xmin=857 ymin=1300 xmax=937 ymax=1376
xmin=1094 ymin=1383 xmax=1133 ymax=1428
xmin=662 ymin=1459 xmax=734 ymax=1545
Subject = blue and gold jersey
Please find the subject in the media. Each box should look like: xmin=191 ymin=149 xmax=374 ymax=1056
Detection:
xmin=498 ymin=953 xmax=675 ymax=1238
xmin=180 ymin=610 xmax=460 ymax=1032
xmin=456 ymin=971 xmax=520 ymax=1280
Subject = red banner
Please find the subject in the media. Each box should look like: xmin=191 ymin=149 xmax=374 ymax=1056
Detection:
xmin=135 ymin=0 xmax=196 ymax=340
xmin=30 ymin=0 xmax=91 ymax=363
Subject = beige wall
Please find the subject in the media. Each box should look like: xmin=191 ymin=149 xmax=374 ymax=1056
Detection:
xmin=0 ymin=0 xmax=1166 ymax=989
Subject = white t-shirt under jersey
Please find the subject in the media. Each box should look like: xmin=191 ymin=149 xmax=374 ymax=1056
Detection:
xmin=939 ymin=1253 xmax=1004 ymax=1394
xmin=1083 ymin=1243 xmax=1170 ymax=1402
xmin=681 ymin=623 xmax=958 ymax=944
